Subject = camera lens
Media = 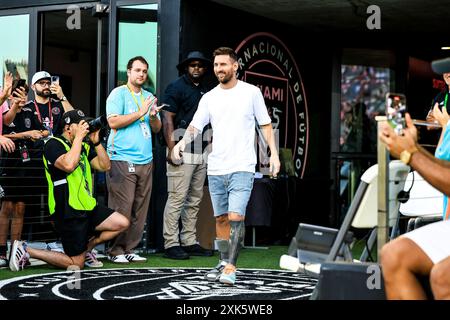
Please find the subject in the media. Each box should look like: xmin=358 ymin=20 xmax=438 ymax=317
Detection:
xmin=88 ymin=115 xmax=107 ymax=133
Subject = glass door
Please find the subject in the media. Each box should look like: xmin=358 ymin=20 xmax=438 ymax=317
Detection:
xmin=109 ymin=3 xmax=158 ymax=94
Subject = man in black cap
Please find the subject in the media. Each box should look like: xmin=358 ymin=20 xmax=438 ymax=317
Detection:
xmin=161 ymin=51 xmax=214 ymax=259
xmin=9 ymin=109 xmax=129 ymax=272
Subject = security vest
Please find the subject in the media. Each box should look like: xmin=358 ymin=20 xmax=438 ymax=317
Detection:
xmin=43 ymin=136 xmax=96 ymax=215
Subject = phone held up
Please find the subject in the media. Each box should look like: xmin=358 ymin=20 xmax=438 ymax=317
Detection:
xmin=386 ymin=92 xmax=407 ymax=135
xmin=51 ymin=76 xmax=60 ymax=84
xmin=11 ymin=79 xmax=26 ymax=94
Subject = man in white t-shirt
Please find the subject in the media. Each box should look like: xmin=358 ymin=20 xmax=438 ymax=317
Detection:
xmin=172 ymin=47 xmax=280 ymax=285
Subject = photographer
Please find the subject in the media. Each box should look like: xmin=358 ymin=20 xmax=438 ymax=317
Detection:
xmin=9 ymin=109 xmax=129 ymax=271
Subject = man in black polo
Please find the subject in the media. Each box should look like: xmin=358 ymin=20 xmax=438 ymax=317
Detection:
xmin=161 ymin=51 xmax=213 ymax=259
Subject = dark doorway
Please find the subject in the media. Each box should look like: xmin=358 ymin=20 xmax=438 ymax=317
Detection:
xmin=40 ymin=9 xmax=98 ymax=117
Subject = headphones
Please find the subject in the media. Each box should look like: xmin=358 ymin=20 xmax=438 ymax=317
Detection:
xmin=397 ymin=171 xmax=414 ymax=204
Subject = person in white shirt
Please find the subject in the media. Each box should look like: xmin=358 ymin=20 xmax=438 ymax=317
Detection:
xmin=172 ymin=47 xmax=280 ymax=285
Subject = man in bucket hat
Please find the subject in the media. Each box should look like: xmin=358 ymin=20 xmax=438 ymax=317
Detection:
xmin=161 ymin=51 xmax=214 ymax=259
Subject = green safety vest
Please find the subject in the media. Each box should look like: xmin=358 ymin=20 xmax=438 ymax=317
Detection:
xmin=43 ymin=137 xmax=96 ymax=215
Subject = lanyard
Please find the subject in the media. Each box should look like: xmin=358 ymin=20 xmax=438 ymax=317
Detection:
xmin=126 ymin=85 xmax=147 ymax=122
xmin=33 ymin=100 xmax=53 ymax=129
xmin=445 ymin=93 xmax=448 ymax=109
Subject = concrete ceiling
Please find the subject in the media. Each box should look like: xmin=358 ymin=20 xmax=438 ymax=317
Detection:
xmin=209 ymin=0 xmax=450 ymax=33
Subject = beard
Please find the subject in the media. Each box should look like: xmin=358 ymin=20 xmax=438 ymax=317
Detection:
xmin=130 ymin=77 xmax=146 ymax=88
xmin=216 ymin=71 xmax=233 ymax=84
xmin=36 ymin=88 xmax=51 ymax=98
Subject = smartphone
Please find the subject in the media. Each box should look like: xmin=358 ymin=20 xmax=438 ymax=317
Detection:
xmin=11 ymin=79 xmax=26 ymax=93
xmin=51 ymin=76 xmax=60 ymax=84
xmin=386 ymin=93 xmax=407 ymax=135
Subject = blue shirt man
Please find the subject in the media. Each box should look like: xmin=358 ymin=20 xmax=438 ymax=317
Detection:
xmin=105 ymin=56 xmax=162 ymax=263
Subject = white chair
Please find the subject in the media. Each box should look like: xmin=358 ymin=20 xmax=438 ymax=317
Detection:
xmin=399 ymin=171 xmax=442 ymax=231
xmin=281 ymin=160 xmax=410 ymax=276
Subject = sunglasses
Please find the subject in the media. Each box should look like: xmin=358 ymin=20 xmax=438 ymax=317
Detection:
xmin=37 ymin=81 xmax=51 ymax=87
xmin=189 ymin=63 xmax=204 ymax=69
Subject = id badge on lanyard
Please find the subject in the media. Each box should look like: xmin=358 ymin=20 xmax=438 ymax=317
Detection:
xmin=140 ymin=121 xmax=151 ymax=139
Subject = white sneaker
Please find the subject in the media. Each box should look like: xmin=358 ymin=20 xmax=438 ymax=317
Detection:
xmin=108 ymin=254 xmax=129 ymax=263
xmin=85 ymin=251 xmax=103 ymax=268
xmin=9 ymin=240 xmax=30 ymax=272
xmin=125 ymin=253 xmax=147 ymax=262
xmin=0 ymin=255 xmax=7 ymax=268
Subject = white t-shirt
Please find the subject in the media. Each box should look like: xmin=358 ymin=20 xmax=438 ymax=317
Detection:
xmin=190 ymin=80 xmax=271 ymax=175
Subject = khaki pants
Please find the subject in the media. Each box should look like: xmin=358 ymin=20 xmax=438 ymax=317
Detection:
xmin=107 ymin=160 xmax=153 ymax=256
xmin=163 ymin=161 xmax=207 ymax=249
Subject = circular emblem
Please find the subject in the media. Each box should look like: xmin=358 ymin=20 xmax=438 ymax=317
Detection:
xmin=235 ymin=33 xmax=309 ymax=178
xmin=77 ymin=110 xmax=85 ymax=117
xmin=52 ymin=107 xmax=61 ymax=115
xmin=24 ymin=118 xmax=31 ymax=129
xmin=0 ymin=268 xmax=316 ymax=300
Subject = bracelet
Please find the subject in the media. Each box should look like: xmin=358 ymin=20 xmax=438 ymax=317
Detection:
xmin=93 ymin=141 xmax=101 ymax=147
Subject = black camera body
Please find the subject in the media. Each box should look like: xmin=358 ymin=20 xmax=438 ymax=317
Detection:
xmin=88 ymin=115 xmax=107 ymax=133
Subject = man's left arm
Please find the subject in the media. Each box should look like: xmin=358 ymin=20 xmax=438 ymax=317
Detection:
xmin=260 ymin=123 xmax=280 ymax=177
xmin=89 ymin=130 xmax=111 ymax=171
xmin=149 ymin=114 xmax=162 ymax=133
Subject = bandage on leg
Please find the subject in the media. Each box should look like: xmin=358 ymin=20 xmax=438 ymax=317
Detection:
xmin=228 ymin=220 xmax=245 ymax=266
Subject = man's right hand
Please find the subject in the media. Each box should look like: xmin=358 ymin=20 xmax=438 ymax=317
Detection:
xmin=0 ymin=135 xmax=15 ymax=153
xmin=72 ymin=120 xmax=90 ymax=140
xmin=380 ymin=113 xmax=418 ymax=159
xmin=172 ymin=140 xmax=186 ymax=163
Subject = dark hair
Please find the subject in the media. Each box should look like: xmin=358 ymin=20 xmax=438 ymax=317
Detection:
xmin=127 ymin=56 xmax=149 ymax=70
xmin=213 ymin=47 xmax=238 ymax=62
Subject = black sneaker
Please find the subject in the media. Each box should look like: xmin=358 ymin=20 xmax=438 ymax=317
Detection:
xmin=163 ymin=246 xmax=189 ymax=260
xmin=182 ymin=244 xmax=214 ymax=257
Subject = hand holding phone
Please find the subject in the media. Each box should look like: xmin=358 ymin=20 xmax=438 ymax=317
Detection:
xmin=386 ymin=93 xmax=407 ymax=135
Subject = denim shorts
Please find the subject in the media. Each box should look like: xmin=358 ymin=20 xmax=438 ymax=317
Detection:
xmin=208 ymin=172 xmax=255 ymax=217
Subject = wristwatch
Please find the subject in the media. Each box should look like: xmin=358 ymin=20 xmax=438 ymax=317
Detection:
xmin=60 ymin=96 xmax=67 ymax=101
xmin=400 ymin=148 xmax=418 ymax=165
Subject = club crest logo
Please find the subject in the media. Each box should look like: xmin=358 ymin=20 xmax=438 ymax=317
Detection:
xmin=235 ymin=32 xmax=309 ymax=178
xmin=0 ymin=268 xmax=316 ymax=300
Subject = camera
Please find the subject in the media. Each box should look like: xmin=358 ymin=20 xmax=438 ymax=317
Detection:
xmin=88 ymin=115 xmax=107 ymax=133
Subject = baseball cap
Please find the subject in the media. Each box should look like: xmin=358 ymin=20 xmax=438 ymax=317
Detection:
xmin=431 ymin=57 xmax=450 ymax=75
xmin=62 ymin=109 xmax=90 ymax=125
xmin=31 ymin=71 xmax=51 ymax=85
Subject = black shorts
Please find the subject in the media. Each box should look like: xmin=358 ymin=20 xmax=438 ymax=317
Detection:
xmin=53 ymin=191 xmax=115 ymax=257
